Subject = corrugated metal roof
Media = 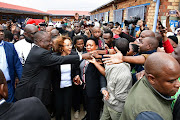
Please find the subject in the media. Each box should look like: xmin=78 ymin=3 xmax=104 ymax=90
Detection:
xmin=47 ymin=10 xmax=90 ymax=16
xmin=0 ymin=2 xmax=50 ymax=15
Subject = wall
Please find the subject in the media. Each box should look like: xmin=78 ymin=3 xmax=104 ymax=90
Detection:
xmin=90 ymin=0 xmax=180 ymax=30
xmin=0 ymin=12 xmax=46 ymax=24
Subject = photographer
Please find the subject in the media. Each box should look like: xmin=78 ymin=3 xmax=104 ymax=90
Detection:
xmin=136 ymin=20 xmax=149 ymax=38
xmin=124 ymin=16 xmax=140 ymax=37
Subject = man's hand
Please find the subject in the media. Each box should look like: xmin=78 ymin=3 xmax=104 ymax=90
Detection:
xmin=136 ymin=70 xmax=145 ymax=80
xmin=176 ymin=10 xmax=180 ymax=17
xmin=88 ymin=56 xmax=97 ymax=64
xmin=102 ymin=90 xmax=109 ymax=100
xmin=102 ymin=47 xmax=123 ymax=65
xmin=82 ymin=53 xmax=92 ymax=60
xmin=73 ymin=75 xmax=82 ymax=85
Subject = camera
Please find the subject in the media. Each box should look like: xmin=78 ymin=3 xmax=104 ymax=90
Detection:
xmin=124 ymin=16 xmax=141 ymax=26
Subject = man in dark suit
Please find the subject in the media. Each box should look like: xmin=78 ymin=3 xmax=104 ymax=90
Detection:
xmin=68 ymin=22 xmax=88 ymax=44
xmin=0 ymin=69 xmax=50 ymax=120
xmin=15 ymin=31 xmax=92 ymax=107
xmin=0 ymin=25 xmax=22 ymax=102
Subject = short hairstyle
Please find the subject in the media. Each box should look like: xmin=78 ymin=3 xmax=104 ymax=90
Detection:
xmin=146 ymin=37 xmax=159 ymax=49
xmin=34 ymin=31 xmax=47 ymax=43
xmin=4 ymin=30 xmax=13 ymax=42
xmin=103 ymin=30 xmax=113 ymax=38
xmin=109 ymin=22 xmax=114 ymax=25
xmin=168 ymin=36 xmax=178 ymax=44
xmin=130 ymin=44 xmax=139 ymax=53
xmin=115 ymin=22 xmax=120 ymax=26
xmin=56 ymin=36 xmax=72 ymax=53
xmin=73 ymin=35 xmax=84 ymax=45
xmin=87 ymin=37 xmax=98 ymax=45
xmin=115 ymin=38 xmax=129 ymax=56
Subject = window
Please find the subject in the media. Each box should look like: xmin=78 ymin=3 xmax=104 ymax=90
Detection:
xmin=126 ymin=3 xmax=150 ymax=20
xmin=114 ymin=9 xmax=123 ymax=24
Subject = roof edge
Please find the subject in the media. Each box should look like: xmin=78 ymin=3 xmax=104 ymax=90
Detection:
xmin=90 ymin=0 xmax=114 ymax=13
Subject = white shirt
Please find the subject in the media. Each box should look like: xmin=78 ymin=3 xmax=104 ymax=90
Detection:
xmin=94 ymin=21 xmax=100 ymax=27
xmin=60 ymin=64 xmax=72 ymax=88
xmin=0 ymin=41 xmax=11 ymax=81
xmin=14 ymin=39 xmax=34 ymax=65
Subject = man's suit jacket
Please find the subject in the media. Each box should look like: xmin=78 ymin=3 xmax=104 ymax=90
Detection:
xmin=0 ymin=97 xmax=50 ymax=120
xmin=68 ymin=31 xmax=88 ymax=44
xmin=52 ymin=51 xmax=80 ymax=90
xmin=15 ymin=45 xmax=80 ymax=105
xmin=82 ymin=62 xmax=107 ymax=98
xmin=4 ymin=41 xmax=22 ymax=90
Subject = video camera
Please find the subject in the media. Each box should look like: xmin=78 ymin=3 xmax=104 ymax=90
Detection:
xmin=124 ymin=16 xmax=141 ymax=26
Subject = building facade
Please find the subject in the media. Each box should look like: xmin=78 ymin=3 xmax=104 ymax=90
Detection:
xmin=47 ymin=10 xmax=90 ymax=22
xmin=0 ymin=2 xmax=49 ymax=24
xmin=90 ymin=0 xmax=180 ymax=30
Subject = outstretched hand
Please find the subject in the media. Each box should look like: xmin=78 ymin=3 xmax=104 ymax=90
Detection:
xmin=102 ymin=47 xmax=123 ymax=65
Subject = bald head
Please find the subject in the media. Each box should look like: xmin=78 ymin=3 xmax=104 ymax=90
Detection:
xmin=145 ymin=37 xmax=159 ymax=49
xmin=24 ymin=24 xmax=38 ymax=42
xmin=34 ymin=31 xmax=52 ymax=50
xmin=144 ymin=52 xmax=180 ymax=96
xmin=140 ymin=30 xmax=155 ymax=40
xmin=145 ymin=52 xmax=180 ymax=77
xmin=34 ymin=31 xmax=48 ymax=43
xmin=51 ymin=29 xmax=59 ymax=38
xmin=46 ymin=26 xmax=54 ymax=33
xmin=24 ymin=24 xmax=37 ymax=33
xmin=138 ymin=37 xmax=159 ymax=52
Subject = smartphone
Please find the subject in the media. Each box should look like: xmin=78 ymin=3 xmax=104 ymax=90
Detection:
xmin=169 ymin=10 xmax=177 ymax=15
xmin=158 ymin=20 xmax=165 ymax=29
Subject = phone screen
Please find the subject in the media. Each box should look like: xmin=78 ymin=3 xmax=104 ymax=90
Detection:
xmin=169 ymin=10 xmax=177 ymax=15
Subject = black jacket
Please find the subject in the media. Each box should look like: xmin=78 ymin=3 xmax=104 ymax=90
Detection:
xmin=15 ymin=46 xmax=80 ymax=105
xmin=52 ymin=51 xmax=80 ymax=90
xmin=81 ymin=62 xmax=107 ymax=98
xmin=0 ymin=97 xmax=50 ymax=120
xmin=173 ymin=95 xmax=180 ymax=120
xmin=68 ymin=30 xmax=88 ymax=44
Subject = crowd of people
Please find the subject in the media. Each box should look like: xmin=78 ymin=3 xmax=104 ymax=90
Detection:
xmin=0 ymin=10 xmax=180 ymax=120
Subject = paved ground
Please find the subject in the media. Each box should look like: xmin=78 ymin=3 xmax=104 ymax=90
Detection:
xmin=51 ymin=105 xmax=86 ymax=120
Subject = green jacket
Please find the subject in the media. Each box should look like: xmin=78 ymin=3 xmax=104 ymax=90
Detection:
xmin=120 ymin=76 xmax=173 ymax=120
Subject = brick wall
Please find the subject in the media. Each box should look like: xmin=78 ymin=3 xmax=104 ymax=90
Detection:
xmin=90 ymin=0 xmax=180 ymax=30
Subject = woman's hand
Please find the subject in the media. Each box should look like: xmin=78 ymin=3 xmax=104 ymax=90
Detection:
xmin=102 ymin=90 xmax=109 ymax=100
xmin=73 ymin=75 xmax=82 ymax=85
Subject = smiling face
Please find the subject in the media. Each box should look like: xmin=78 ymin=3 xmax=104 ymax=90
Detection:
xmin=62 ymin=39 xmax=72 ymax=55
xmin=38 ymin=34 xmax=52 ymax=50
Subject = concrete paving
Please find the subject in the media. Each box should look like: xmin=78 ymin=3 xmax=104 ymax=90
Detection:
xmin=51 ymin=105 xmax=86 ymax=120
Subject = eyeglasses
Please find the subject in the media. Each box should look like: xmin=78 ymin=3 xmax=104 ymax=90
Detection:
xmin=64 ymin=44 xmax=73 ymax=47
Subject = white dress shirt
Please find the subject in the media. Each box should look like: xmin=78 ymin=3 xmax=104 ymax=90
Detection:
xmin=14 ymin=39 xmax=34 ymax=65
